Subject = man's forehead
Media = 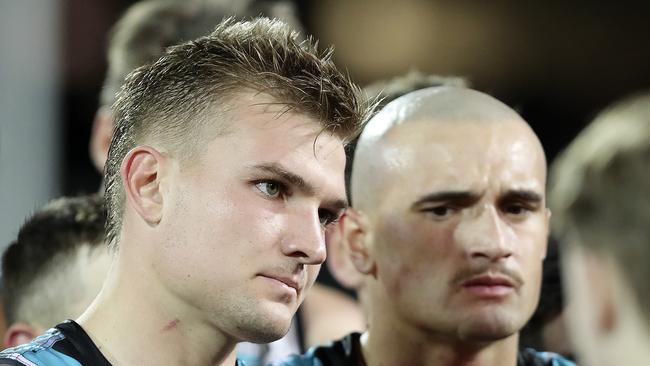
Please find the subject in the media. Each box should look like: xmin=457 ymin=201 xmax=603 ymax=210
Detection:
xmin=375 ymin=120 xmax=547 ymax=196
xmin=352 ymin=86 xmax=547 ymax=210
xmin=381 ymin=117 xmax=542 ymax=159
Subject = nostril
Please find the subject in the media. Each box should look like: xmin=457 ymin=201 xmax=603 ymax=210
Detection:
xmin=470 ymin=247 xmax=512 ymax=261
xmin=471 ymin=251 xmax=490 ymax=259
xmin=288 ymin=250 xmax=309 ymax=259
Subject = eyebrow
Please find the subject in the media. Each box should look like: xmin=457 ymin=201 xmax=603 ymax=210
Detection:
xmin=500 ymin=189 xmax=544 ymax=203
xmin=410 ymin=189 xmax=544 ymax=210
xmin=411 ymin=190 xmax=481 ymax=210
xmin=250 ymin=162 xmax=348 ymax=211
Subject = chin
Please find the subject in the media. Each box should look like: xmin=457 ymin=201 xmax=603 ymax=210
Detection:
xmin=237 ymin=319 xmax=291 ymax=343
xmin=456 ymin=312 xmax=521 ymax=342
xmin=234 ymin=304 xmax=294 ymax=343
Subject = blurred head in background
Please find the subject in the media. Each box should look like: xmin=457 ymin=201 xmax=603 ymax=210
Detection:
xmin=550 ymin=92 xmax=650 ymax=366
xmin=2 ymin=194 xmax=109 ymax=348
xmin=90 ymin=0 xmax=304 ymax=172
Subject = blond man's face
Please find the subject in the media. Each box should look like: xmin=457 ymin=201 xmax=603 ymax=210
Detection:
xmin=154 ymin=92 xmax=347 ymax=343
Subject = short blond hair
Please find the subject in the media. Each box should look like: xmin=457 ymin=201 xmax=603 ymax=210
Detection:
xmin=104 ymin=18 xmax=371 ymax=249
xmin=101 ymin=0 xmax=304 ymax=108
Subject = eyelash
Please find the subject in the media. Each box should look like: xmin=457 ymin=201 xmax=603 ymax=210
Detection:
xmin=421 ymin=205 xmax=458 ymax=220
xmin=319 ymin=209 xmax=341 ymax=227
xmin=421 ymin=203 xmax=536 ymax=220
xmin=253 ymin=179 xmax=342 ymax=227
xmin=254 ymin=180 xmax=290 ymax=200
xmin=500 ymin=202 xmax=535 ymax=216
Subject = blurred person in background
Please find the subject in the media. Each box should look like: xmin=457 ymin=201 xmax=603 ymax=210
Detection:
xmin=89 ymin=0 xmax=304 ymax=173
xmin=89 ymin=1 xmax=363 ymax=364
xmin=1 ymin=194 xmax=109 ymax=349
xmin=0 ymin=17 xmax=370 ymax=366
xmin=281 ymin=86 xmax=574 ymax=366
xmin=550 ymin=92 xmax=650 ymax=366
xmin=0 ymin=290 xmax=7 ymax=348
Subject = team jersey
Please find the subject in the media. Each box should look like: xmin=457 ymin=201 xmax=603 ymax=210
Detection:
xmin=0 ymin=320 xmax=245 ymax=366
xmin=275 ymin=332 xmax=576 ymax=366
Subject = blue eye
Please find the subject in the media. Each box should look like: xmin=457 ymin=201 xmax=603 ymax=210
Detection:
xmin=255 ymin=181 xmax=282 ymax=198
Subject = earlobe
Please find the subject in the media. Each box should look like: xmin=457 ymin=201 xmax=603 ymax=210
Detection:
xmin=121 ymin=146 xmax=166 ymax=225
xmin=342 ymin=209 xmax=376 ymax=277
xmin=4 ymin=323 xmax=41 ymax=348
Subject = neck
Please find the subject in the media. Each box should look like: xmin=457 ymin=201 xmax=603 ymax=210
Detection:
xmin=362 ymin=310 xmax=519 ymax=366
xmin=77 ymin=248 xmax=238 ymax=366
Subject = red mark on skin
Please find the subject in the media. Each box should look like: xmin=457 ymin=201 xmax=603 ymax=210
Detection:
xmin=161 ymin=319 xmax=180 ymax=332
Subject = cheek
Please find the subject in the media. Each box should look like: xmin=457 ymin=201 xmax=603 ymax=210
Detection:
xmin=201 ymin=184 xmax=285 ymax=245
xmin=306 ymin=265 xmax=321 ymax=287
xmin=510 ymin=218 xmax=548 ymax=268
xmin=510 ymin=225 xmax=546 ymax=297
xmin=375 ymin=215 xmax=455 ymax=294
xmin=165 ymin=184 xmax=285 ymax=274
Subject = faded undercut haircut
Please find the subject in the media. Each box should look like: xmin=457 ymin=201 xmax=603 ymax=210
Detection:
xmin=100 ymin=0 xmax=304 ymax=109
xmin=1 ymin=194 xmax=106 ymax=327
xmin=105 ymin=17 xmax=372 ymax=249
xmin=550 ymin=92 xmax=650 ymax=327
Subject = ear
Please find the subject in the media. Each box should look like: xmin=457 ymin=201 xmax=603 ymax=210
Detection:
xmin=325 ymin=213 xmax=365 ymax=289
xmin=583 ymin=251 xmax=617 ymax=334
xmin=341 ymin=209 xmax=376 ymax=277
xmin=121 ymin=146 xmax=166 ymax=225
xmin=89 ymin=108 xmax=114 ymax=173
xmin=4 ymin=322 xmax=41 ymax=348
xmin=542 ymin=208 xmax=552 ymax=259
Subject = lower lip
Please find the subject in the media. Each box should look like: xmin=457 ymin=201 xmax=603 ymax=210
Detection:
xmin=462 ymin=285 xmax=514 ymax=298
xmin=259 ymin=276 xmax=298 ymax=296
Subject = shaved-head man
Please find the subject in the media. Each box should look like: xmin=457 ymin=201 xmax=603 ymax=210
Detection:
xmin=279 ymin=87 xmax=574 ymax=366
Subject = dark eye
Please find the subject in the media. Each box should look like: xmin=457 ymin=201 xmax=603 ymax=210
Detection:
xmin=318 ymin=209 xmax=339 ymax=226
xmin=423 ymin=206 xmax=456 ymax=220
xmin=255 ymin=181 xmax=283 ymax=198
xmin=503 ymin=203 xmax=530 ymax=217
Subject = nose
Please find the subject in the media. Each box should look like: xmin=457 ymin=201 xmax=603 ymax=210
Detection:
xmin=455 ymin=205 xmax=512 ymax=262
xmin=281 ymin=208 xmax=327 ymax=265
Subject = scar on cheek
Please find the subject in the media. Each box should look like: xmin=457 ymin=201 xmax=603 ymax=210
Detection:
xmin=161 ymin=318 xmax=180 ymax=332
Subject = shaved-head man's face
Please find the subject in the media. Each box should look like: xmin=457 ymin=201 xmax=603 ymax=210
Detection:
xmin=351 ymin=88 xmax=550 ymax=343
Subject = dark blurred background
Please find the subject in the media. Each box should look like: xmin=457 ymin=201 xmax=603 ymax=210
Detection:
xmin=1 ymin=0 xmax=650 ymax=248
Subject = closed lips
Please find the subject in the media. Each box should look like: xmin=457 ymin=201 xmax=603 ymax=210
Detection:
xmin=462 ymin=275 xmax=515 ymax=288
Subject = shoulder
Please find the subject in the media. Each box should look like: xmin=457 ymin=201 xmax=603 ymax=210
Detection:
xmin=273 ymin=333 xmax=363 ymax=366
xmin=518 ymin=348 xmax=577 ymax=366
xmin=0 ymin=327 xmax=81 ymax=366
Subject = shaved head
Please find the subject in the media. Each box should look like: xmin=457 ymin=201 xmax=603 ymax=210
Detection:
xmin=351 ymin=86 xmax=545 ymax=213
xmin=344 ymin=86 xmax=550 ymax=346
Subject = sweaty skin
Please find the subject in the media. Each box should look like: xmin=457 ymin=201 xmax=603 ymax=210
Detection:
xmin=348 ymin=87 xmax=550 ymax=366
